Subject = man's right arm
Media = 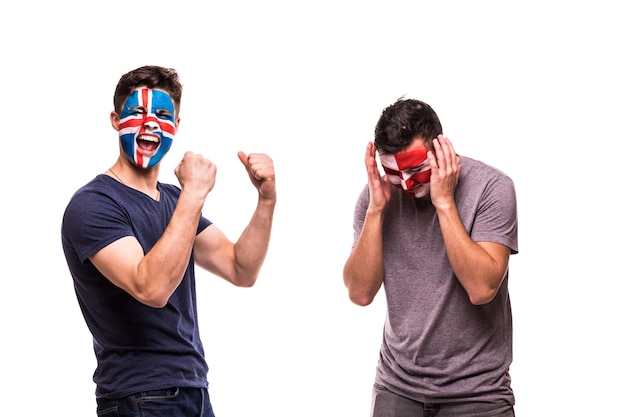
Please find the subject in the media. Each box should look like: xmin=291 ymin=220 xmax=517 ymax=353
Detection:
xmin=90 ymin=152 xmax=216 ymax=308
xmin=90 ymin=191 xmax=205 ymax=309
xmin=343 ymin=142 xmax=390 ymax=306
xmin=343 ymin=208 xmax=385 ymax=306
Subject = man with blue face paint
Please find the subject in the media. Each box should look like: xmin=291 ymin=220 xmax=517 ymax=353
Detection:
xmin=61 ymin=66 xmax=277 ymax=417
xmin=117 ymin=87 xmax=177 ymax=168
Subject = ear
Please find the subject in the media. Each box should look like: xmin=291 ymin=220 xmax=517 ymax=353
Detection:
xmin=110 ymin=111 xmax=120 ymax=131
xmin=174 ymin=117 xmax=181 ymax=134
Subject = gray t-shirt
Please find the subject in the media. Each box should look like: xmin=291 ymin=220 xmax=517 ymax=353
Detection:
xmin=352 ymin=155 xmax=518 ymax=405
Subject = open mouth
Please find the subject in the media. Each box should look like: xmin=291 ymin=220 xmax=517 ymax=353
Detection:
xmin=137 ymin=134 xmax=160 ymax=153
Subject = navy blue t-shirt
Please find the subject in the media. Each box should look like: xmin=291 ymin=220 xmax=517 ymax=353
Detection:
xmin=61 ymin=174 xmax=212 ymax=399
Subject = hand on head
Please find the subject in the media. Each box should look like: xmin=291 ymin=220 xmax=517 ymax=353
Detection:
xmin=427 ymin=135 xmax=461 ymax=208
xmin=365 ymin=141 xmax=392 ymax=213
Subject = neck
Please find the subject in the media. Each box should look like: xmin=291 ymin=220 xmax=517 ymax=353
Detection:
xmin=107 ymin=160 xmax=161 ymax=201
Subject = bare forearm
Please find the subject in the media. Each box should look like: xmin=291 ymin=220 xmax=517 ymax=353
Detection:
xmin=137 ymin=193 xmax=204 ymax=306
xmin=437 ymin=205 xmax=505 ymax=305
xmin=343 ymin=210 xmax=385 ymax=306
xmin=232 ymin=196 xmax=276 ymax=286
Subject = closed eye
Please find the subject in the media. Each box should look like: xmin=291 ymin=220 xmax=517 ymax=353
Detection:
xmin=404 ymin=164 xmax=427 ymax=175
xmin=127 ymin=106 xmax=147 ymax=116
xmin=156 ymin=109 xmax=174 ymax=120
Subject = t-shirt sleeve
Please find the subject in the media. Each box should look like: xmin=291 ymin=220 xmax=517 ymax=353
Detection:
xmin=351 ymin=184 xmax=370 ymax=247
xmin=62 ymin=190 xmax=135 ymax=264
xmin=471 ymin=175 xmax=519 ymax=254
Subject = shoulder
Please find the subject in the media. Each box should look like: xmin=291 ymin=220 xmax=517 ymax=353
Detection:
xmin=459 ymin=156 xmax=515 ymax=189
xmin=461 ymin=155 xmax=512 ymax=176
xmin=354 ymin=183 xmax=371 ymax=210
xmin=456 ymin=156 xmax=518 ymax=219
xmin=457 ymin=156 xmax=518 ymax=250
xmin=63 ymin=175 xmax=134 ymax=230
xmin=65 ymin=175 xmax=116 ymax=210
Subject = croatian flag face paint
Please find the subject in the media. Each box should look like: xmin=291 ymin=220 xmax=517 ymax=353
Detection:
xmin=379 ymin=148 xmax=432 ymax=198
xmin=119 ymin=88 xmax=177 ymax=168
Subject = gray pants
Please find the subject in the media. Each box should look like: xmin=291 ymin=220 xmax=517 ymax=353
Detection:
xmin=371 ymin=385 xmax=515 ymax=417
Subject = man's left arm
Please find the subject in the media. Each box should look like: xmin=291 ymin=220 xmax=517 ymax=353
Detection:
xmin=194 ymin=152 xmax=276 ymax=287
xmin=428 ymin=135 xmax=511 ymax=305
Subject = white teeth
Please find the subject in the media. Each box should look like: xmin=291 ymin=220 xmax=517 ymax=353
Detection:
xmin=138 ymin=135 xmax=158 ymax=142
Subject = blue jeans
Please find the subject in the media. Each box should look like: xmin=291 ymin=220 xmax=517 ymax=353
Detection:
xmin=96 ymin=387 xmax=216 ymax=417
xmin=371 ymin=384 xmax=515 ymax=417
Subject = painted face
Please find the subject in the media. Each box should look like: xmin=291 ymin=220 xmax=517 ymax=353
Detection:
xmin=379 ymin=148 xmax=432 ymax=198
xmin=118 ymin=88 xmax=177 ymax=168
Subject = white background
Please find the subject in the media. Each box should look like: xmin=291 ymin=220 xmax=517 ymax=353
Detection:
xmin=1 ymin=1 xmax=624 ymax=416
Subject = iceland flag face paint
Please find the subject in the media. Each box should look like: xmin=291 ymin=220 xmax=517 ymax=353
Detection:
xmin=119 ymin=88 xmax=176 ymax=168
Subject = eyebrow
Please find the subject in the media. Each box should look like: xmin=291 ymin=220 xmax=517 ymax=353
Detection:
xmin=381 ymin=166 xmax=401 ymax=175
xmin=382 ymin=161 xmax=429 ymax=176
xmin=405 ymin=162 xmax=427 ymax=170
xmin=127 ymin=105 xmax=173 ymax=115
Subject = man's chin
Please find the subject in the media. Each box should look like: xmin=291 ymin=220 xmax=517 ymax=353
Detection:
xmin=405 ymin=185 xmax=430 ymax=199
xmin=138 ymin=150 xmax=158 ymax=159
xmin=132 ymin=151 xmax=161 ymax=169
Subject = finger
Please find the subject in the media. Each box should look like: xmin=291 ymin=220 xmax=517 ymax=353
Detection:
xmin=434 ymin=135 xmax=455 ymax=172
xmin=183 ymin=150 xmax=198 ymax=162
xmin=438 ymin=136 xmax=452 ymax=165
xmin=367 ymin=154 xmax=382 ymax=185
xmin=442 ymin=136 xmax=456 ymax=154
xmin=427 ymin=151 xmax=438 ymax=174
xmin=244 ymin=155 xmax=275 ymax=182
xmin=237 ymin=151 xmax=260 ymax=179
xmin=440 ymin=137 xmax=459 ymax=175
xmin=252 ymin=167 xmax=274 ymax=181
xmin=251 ymin=156 xmax=274 ymax=180
xmin=429 ymin=137 xmax=441 ymax=170
xmin=237 ymin=151 xmax=249 ymax=166
xmin=364 ymin=142 xmax=372 ymax=165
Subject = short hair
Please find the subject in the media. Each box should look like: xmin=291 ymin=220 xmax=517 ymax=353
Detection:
xmin=113 ymin=65 xmax=183 ymax=116
xmin=374 ymin=97 xmax=443 ymax=154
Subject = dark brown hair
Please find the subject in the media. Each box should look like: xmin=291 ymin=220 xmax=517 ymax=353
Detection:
xmin=374 ymin=97 xmax=443 ymax=154
xmin=113 ymin=66 xmax=183 ymax=115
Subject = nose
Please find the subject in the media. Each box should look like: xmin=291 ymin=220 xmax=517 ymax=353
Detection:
xmin=401 ymin=175 xmax=416 ymax=190
xmin=144 ymin=119 xmax=160 ymax=131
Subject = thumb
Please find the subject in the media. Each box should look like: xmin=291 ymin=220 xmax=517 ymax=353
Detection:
xmin=237 ymin=151 xmax=249 ymax=167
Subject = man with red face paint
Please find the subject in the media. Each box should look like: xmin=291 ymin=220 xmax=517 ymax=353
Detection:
xmin=61 ymin=66 xmax=277 ymax=417
xmin=344 ymin=98 xmax=518 ymax=417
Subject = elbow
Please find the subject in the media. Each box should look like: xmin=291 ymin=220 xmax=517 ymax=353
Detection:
xmin=235 ymin=277 xmax=257 ymax=288
xmin=346 ymin=283 xmax=377 ymax=306
xmin=467 ymin=283 xmax=500 ymax=306
xmin=468 ymin=291 xmax=496 ymax=306
xmin=344 ymin=270 xmax=379 ymax=306
xmin=148 ymin=299 xmax=169 ymax=309
xmin=464 ymin=268 xmax=506 ymax=305
xmin=230 ymin=271 xmax=258 ymax=288
xmin=135 ymin=290 xmax=171 ymax=308
xmin=130 ymin=281 xmax=174 ymax=308
xmin=343 ymin=253 xmax=384 ymax=306
xmin=349 ymin=292 xmax=375 ymax=306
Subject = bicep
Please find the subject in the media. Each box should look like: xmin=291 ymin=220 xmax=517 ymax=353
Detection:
xmin=193 ymin=225 xmax=237 ymax=283
xmin=90 ymin=236 xmax=145 ymax=294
